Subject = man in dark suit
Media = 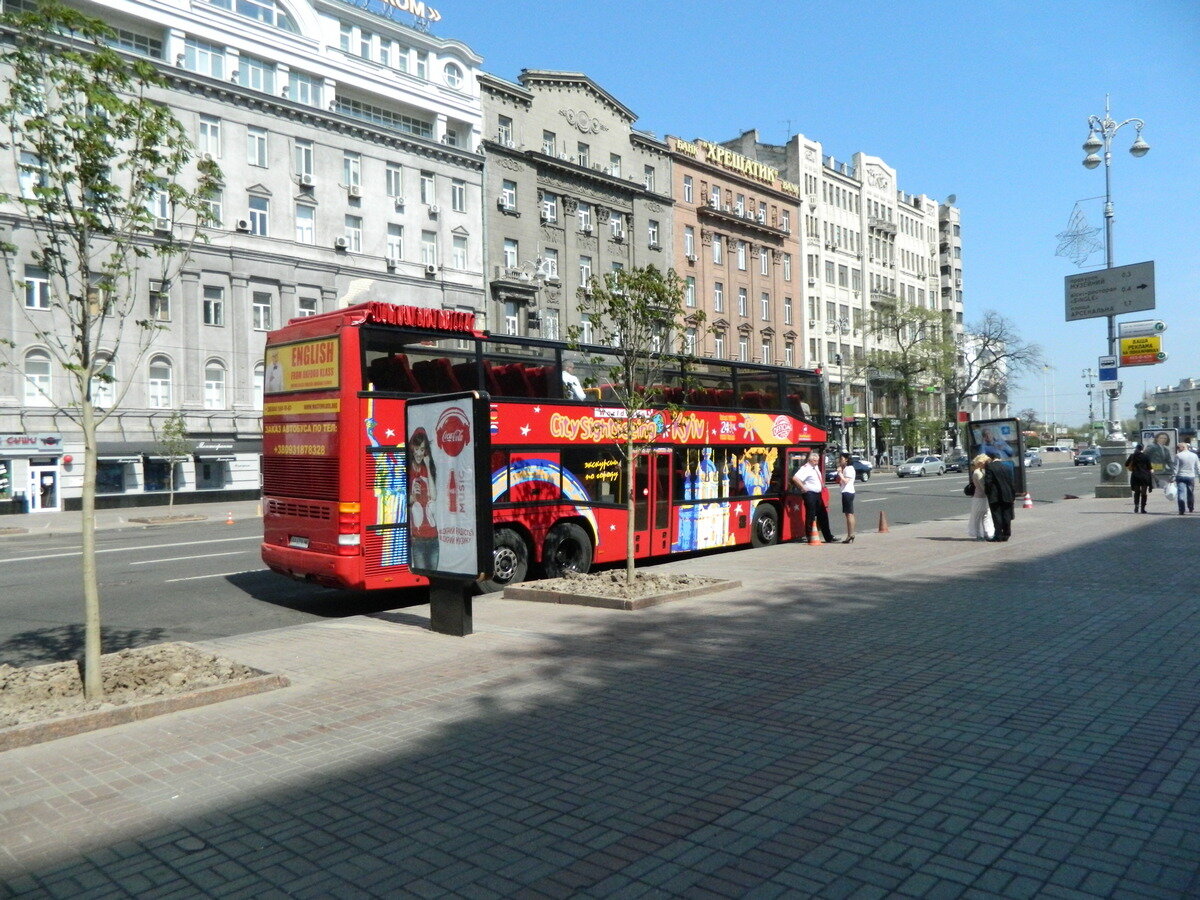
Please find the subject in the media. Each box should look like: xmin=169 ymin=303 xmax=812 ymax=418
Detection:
xmin=983 ymin=454 xmax=1016 ymax=541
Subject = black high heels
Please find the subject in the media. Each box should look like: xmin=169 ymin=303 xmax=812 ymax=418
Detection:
xmin=842 ymin=536 xmax=855 ymax=544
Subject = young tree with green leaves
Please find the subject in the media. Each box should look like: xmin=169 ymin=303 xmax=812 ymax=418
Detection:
xmin=865 ymin=298 xmax=955 ymax=456
xmin=153 ymin=410 xmax=191 ymax=509
xmin=0 ymin=0 xmax=220 ymax=699
xmin=569 ymin=266 xmax=700 ymax=585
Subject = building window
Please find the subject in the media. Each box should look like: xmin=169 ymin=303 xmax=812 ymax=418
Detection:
xmin=496 ymin=115 xmax=513 ymax=144
xmin=294 ymin=204 xmax=315 ymax=243
xmin=685 ymin=276 xmax=696 ymax=308
xmin=543 ymin=309 xmax=560 ymax=341
xmin=760 ymin=248 xmax=769 ymax=276
xmin=761 ymin=339 xmax=772 ymax=364
xmin=499 ymin=179 xmax=516 ymax=210
xmin=23 ymin=350 xmax=52 ymax=406
xmin=683 ymin=175 xmax=693 ymax=203
xmin=609 ymin=153 xmax=622 ymax=177
xmin=344 ymin=215 xmax=363 ymax=251
xmin=252 ymin=292 xmax=272 ymax=331
xmin=294 ymin=139 xmax=313 ymax=177
xmin=22 ymin=265 xmax=50 ymax=309
xmin=420 ymin=231 xmax=438 ymax=266
xmin=298 ymin=297 xmax=318 ymax=317
xmin=387 ymin=224 xmax=404 ymax=260
xmin=343 ymin=152 xmax=361 ymax=190
xmin=542 ymin=130 xmax=556 ymax=155
xmin=249 ymin=196 xmax=269 ymax=236
xmin=684 ymin=327 xmax=697 ymax=356
xmin=288 ymin=71 xmax=321 ymax=106
xmin=202 ymin=285 xmax=225 ymax=326
xmin=198 ymin=115 xmax=222 ymax=158
xmin=253 ymin=362 xmax=265 ymax=409
xmin=734 ymin=194 xmax=745 ymax=215
xmin=784 ymin=297 xmax=793 ymax=325
xmin=577 ymin=142 xmax=590 ymax=167
xmin=781 ymin=209 xmax=790 ymax=233
xmin=710 ymin=183 xmax=721 ymax=208
xmin=825 ymin=260 xmax=835 ymax=284
xmin=684 ymin=226 xmax=695 ymax=258
xmin=644 ymin=165 xmax=655 ymax=192
xmin=838 ymin=265 xmax=848 ymax=288
xmin=714 ymin=333 xmax=725 ymax=359
xmin=578 ymin=202 xmax=592 ymax=232
xmin=148 ymin=356 xmax=172 ymax=409
xmin=783 ymin=253 xmax=792 ymax=282
xmin=415 ymin=51 xmax=427 ymax=79
xmin=581 ymin=315 xmax=593 ymax=344
xmin=609 ymin=210 xmax=624 ymax=239
xmin=452 ymin=235 xmax=467 ymax=269
xmin=579 ymin=255 xmax=592 ymax=285
xmin=421 ymin=171 xmax=436 ymax=205
xmin=203 ymin=361 xmax=226 ymax=410
xmin=541 ymin=192 xmax=558 ymax=223
xmin=785 ymin=342 xmax=794 ymax=366
xmin=737 ymin=241 xmax=747 ymax=271
xmin=738 ymin=336 xmax=748 ymax=362
xmin=92 ymin=358 xmax=115 ymax=409
xmin=760 ymin=292 xmax=770 ymax=320
xmin=713 ymin=282 xmax=724 ymax=313
xmin=713 ymin=235 xmax=723 ymax=265
xmin=443 ymin=62 xmax=463 ymax=88
xmin=238 ymin=55 xmax=275 ymax=93
xmin=738 ymin=288 xmax=748 ymax=317
xmin=185 ymin=37 xmax=225 ymax=79
xmin=451 ymin=179 xmax=466 ymax=212
xmin=503 ymin=301 xmax=519 ymax=336
xmin=648 ymin=219 xmax=659 ymax=247
xmin=541 ymin=248 xmax=558 ymax=279
xmin=247 ymin=125 xmax=268 ymax=165
xmin=149 ymin=282 xmax=170 ymax=322
xmin=386 ymin=163 xmax=403 ymax=199
xmin=203 ymin=189 xmax=222 ymax=228
xmin=503 ymin=239 xmax=518 ymax=268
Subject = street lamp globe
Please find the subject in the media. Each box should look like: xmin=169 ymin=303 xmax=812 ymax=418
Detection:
xmin=1082 ymin=153 xmax=1102 ymax=169
xmin=1082 ymin=132 xmax=1103 ymax=154
xmin=1129 ymin=134 xmax=1150 ymax=157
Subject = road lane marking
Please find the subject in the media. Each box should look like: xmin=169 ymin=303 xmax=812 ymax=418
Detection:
xmin=165 ymin=570 xmax=264 ymax=583
xmin=3 ymin=536 xmax=259 ymax=564
xmin=131 ymin=551 xmax=247 ymax=565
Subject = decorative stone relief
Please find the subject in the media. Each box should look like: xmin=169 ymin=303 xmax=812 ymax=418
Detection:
xmin=497 ymin=156 xmax=523 ymax=172
xmin=562 ymin=197 xmax=579 ymax=214
xmin=646 ymin=202 xmax=663 ymax=213
xmin=865 ymin=164 xmax=891 ymax=190
xmin=560 ymin=108 xmax=609 ymax=134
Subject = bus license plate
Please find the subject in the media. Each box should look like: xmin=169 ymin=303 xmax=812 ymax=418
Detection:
xmin=289 ymin=536 xmax=309 ymax=549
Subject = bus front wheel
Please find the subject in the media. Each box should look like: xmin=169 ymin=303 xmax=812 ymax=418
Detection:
xmin=542 ymin=522 xmax=594 ymax=579
xmin=481 ymin=528 xmax=528 ymax=593
xmin=751 ymin=504 xmax=779 ymax=547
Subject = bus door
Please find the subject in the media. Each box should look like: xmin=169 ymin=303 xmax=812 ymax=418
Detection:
xmin=784 ymin=448 xmax=811 ymax=538
xmin=633 ymin=448 xmax=672 ymax=557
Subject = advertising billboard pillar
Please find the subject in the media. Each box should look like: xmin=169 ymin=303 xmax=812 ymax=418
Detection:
xmin=405 ymin=391 xmax=493 ymax=637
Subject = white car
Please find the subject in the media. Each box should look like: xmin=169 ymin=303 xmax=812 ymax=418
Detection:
xmin=897 ymin=455 xmax=945 ymax=477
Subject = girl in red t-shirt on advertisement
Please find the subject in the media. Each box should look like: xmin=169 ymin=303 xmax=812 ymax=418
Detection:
xmin=407 ymin=428 xmax=439 ymax=571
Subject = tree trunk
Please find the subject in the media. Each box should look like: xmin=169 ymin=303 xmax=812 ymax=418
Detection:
xmin=80 ymin=398 xmax=103 ymax=700
xmin=625 ymin=435 xmax=635 ymax=585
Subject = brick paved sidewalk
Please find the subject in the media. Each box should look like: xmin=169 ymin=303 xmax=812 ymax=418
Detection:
xmin=2 ymin=497 xmax=1199 ymax=898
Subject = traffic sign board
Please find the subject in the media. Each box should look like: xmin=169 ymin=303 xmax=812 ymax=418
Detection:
xmin=1065 ymin=261 xmax=1155 ymax=322
xmin=1118 ymin=319 xmax=1166 ymax=338
xmin=1120 ymin=334 xmax=1166 ymax=366
xmin=1098 ymin=355 xmax=1118 ymax=382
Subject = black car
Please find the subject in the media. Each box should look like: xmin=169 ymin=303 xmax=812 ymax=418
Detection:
xmin=825 ymin=455 xmax=873 ymax=483
xmin=943 ymin=452 xmax=970 ymax=473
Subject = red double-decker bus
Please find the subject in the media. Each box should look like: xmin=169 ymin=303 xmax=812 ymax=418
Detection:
xmin=261 ymin=301 xmax=828 ymax=593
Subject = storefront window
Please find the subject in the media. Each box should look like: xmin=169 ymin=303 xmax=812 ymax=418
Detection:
xmin=0 ymin=460 xmax=11 ymax=500
xmin=96 ymin=461 xmax=128 ymax=494
xmin=195 ymin=460 xmax=229 ymax=490
xmin=144 ymin=459 xmax=172 ymax=492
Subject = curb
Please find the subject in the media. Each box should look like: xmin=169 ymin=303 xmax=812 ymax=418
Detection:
xmin=0 ymin=672 xmax=290 ymax=752
xmin=126 ymin=514 xmax=209 ymax=526
xmin=503 ymin=579 xmax=740 ymax=611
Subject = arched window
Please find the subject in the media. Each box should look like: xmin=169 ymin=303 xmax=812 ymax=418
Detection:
xmin=148 ymin=356 xmax=172 ymax=409
xmin=253 ymin=362 xmax=265 ymax=410
xmin=204 ymin=361 xmax=227 ymax=410
xmin=92 ymin=356 xmax=116 ymax=409
xmin=207 ymin=0 xmax=297 ymax=31
xmin=23 ymin=350 xmax=52 ymax=406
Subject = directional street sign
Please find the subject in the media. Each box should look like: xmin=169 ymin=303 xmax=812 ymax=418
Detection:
xmin=1118 ymin=319 xmax=1166 ymax=338
xmin=1098 ymin=355 xmax=1118 ymax=382
xmin=1065 ymin=261 xmax=1155 ymax=322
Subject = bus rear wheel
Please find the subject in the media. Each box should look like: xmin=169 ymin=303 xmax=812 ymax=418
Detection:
xmin=481 ymin=528 xmax=528 ymax=593
xmin=751 ymin=504 xmax=779 ymax=547
xmin=542 ymin=522 xmax=594 ymax=579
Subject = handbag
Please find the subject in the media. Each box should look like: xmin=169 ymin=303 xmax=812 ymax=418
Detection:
xmin=964 ymin=480 xmax=976 ymax=497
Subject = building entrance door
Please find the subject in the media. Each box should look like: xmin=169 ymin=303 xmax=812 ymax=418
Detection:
xmin=28 ymin=465 xmax=60 ymax=512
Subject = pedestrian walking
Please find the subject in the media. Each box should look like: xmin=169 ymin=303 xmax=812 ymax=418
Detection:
xmin=1125 ymin=443 xmax=1153 ymax=513
xmin=790 ymin=450 xmax=824 ymax=543
xmin=836 ymin=452 xmax=856 ymax=543
xmin=983 ymin=453 xmax=1016 ymax=541
xmin=966 ymin=454 xmax=994 ymax=540
xmin=1173 ymin=442 xmax=1199 ymax=515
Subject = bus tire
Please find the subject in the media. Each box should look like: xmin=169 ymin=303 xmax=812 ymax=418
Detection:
xmin=750 ymin=503 xmax=779 ymax=547
xmin=542 ymin=522 xmax=594 ymax=579
xmin=481 ymin=528 xmax=528 ymax=593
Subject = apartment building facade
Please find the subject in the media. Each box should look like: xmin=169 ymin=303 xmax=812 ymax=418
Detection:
xmin=0 ymin=0 xmax=487 ymax=513
xmin=478 ymin=70 xmax=672 ymax=343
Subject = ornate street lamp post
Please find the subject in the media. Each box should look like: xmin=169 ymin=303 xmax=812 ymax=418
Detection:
xmin=1082 ymin=96 xmax=1149 ymax=440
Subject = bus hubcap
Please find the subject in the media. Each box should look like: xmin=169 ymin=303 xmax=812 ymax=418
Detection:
xmin=494 ymin=548 xmax=517 ymax=582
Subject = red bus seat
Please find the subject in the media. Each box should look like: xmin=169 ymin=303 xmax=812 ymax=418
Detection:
xmin=390 ymin=354 xmax=419 ymax=392
xmin=716 ymin=389 xmax=734 ymax=407
xmin=452 ymin=361 xmax=479 ymax=390
xmin=482 ymin=360 xmax=503 ymax=395
xmin=664 ymin=387 xmax=686 ymax=404
xmin=496 ymin=363 xmax=533 ymax=397
xmin=524 ymin=365 xmax=550 ymax=397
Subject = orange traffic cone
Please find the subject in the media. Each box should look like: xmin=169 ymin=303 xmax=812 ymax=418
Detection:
xmin=1023 ymin=492 xmax=1033 ymax=510
xmin=225 ymin=510 xmax=235 ymax=525
xmin=808 ymin=517 xmax=823 ymax=545
xmin=877 ymin=510 xmax=890 ymax=533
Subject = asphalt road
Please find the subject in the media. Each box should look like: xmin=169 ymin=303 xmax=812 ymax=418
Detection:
xmin=0 ymin=458 xmax=1098 ymax=666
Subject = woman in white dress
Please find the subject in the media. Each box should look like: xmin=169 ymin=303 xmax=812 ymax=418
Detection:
xmin=967 ymin=454 xmax=994 ymax=541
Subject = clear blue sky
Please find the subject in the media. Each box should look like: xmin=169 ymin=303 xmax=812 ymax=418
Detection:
xmin=433 ymin=0 xmax=1198 ymax=428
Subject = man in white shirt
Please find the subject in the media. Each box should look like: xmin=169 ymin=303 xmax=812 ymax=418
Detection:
xmin=791 ymin=451 xmax=825 ymax=542
xmin=562 ymin=359 xmax=585 ymax=400
xmin=1173 ymin=442 xmax=1199 ymax=515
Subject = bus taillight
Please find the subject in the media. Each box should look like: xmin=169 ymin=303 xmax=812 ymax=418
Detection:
xmin=337 ymin=502 xmax=362 ymax=552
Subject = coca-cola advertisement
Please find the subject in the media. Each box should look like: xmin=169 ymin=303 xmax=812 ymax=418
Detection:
xmin=405 ymin=392 xmax=492 ymax=581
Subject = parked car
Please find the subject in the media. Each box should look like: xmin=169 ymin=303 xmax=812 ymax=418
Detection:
xmin=1075 ymin=447 xmax=1100 ymax=466
xmin=1024 ymin=449 xmax=1043 ymax=468
xmin=944 ymin=452 xmax=970 ymax=473
xmin=825 ymin=454 xmax=874 ymax=483
xmin=896 ymin=455 xmax=945 ymax=477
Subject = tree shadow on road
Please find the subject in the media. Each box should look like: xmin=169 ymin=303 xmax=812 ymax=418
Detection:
xmin=0 ymin=623 xmax=170 ymax=667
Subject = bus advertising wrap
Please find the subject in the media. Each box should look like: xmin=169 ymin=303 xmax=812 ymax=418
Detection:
xmin=264 ymin=338 xmax=340 ymax=394
xmin=405 ymin=392 xmax=492 ymax=581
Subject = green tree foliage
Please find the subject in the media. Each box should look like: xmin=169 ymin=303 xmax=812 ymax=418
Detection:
xmin=0 ymin=0 xmax=220 ymax=698
xmin=153 ymin=411 xmax=191 ymax=508
xmin=569 ymin=266 xmax=700 ymax=584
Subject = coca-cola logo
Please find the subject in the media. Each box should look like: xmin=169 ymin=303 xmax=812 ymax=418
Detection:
xmin=771 ymin=416 xmax=792 ymax=441
xmin=436 ymin=407 xmax=471 ymax=457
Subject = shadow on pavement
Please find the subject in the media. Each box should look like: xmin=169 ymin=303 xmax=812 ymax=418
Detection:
xmin=9 ymin=520 xmax=1200 ymax=897
xmin=0 ymin=624 xmax=170 ymax=667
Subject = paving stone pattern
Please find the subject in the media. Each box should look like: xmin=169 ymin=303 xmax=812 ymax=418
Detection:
xmin=2 ymin=497 xmax=1199 ymax=897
